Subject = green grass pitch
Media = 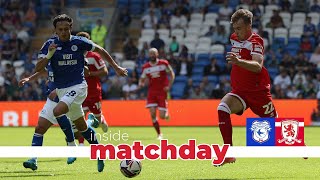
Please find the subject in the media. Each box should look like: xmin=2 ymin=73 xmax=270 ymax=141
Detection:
xmin=0 ymin=126 xmax=319 ymax=179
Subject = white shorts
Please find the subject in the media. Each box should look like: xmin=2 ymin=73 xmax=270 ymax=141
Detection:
xmin=39 ymin=98 xmax=58 ymax=125
xmin=56 ymin=81 xmax=88 ymax=121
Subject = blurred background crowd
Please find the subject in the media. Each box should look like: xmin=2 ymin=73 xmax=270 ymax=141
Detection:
xmin=0 ymin=0 xmax=320 ymax=107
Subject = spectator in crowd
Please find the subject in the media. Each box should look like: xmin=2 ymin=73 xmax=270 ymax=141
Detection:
xmin=107 ymin=77 xmax=123 ymax=99
xmin=201 ymin=76 xmax=215 ymax=98
xmin=141 ymin=10 xmax=158 ymax=29
xmin=170 ymin=9 xmax=187 ymax=29
xmin=169 ymin=36 xmax=179 ymax=53
xmin=119 ymin=8 xmax=132 ymax=27
xmin=24 ymin=53 xmax=35 ymax=73
xmin=310 ymin=0 xmax=320 ymax=12
xmin=300 ymin=36 xmax=313 ymax=52
xmin=190 ymin=84 xmax=208 ymax=99
xmin=183 ymin=78 xmax=193 ymax=99
xmin=136 ymin=50 xmax=149 ymax=68
xmin=23 ymin=3 xmax=37 ymax=29
xmin=218 ymin=1 xmax=233 ymax=21
xmin=122 ymin=77 xmax=138 ymax=100
xmin=274 ymin=70 xmax=292 ymax=90
xmin=212 ymin=25 xmax=228 ymax=44
xmin=203 ymin=58 xmax=221 ymax=76
xmin=157 ymin=13 xmax=170 ymax=29
xmin=303 ymin=17 xmax=317 ymax=37
xmin=280 ymin=0 xmax=292 ymax=12
xmin=91 ymin=19 xmax=107 ymax=48
xmin=204 ymin=26 xmax=216 ymax=37
xmin=144 ymin=1 xmax=162 ymax=19
xmin=267 ymin=9 xmax=285 ymax=29
xmin=309 ymin=46 xmax=320 ymax=66
xmin=286 ymin=85 xmax=301 ymax=98
xmin=123 ymin=39 xmax=138 ymax=60
xmin=150 ymin=33 xmax=165 ymax=50
xmin=175 ymin=55 xmax=193 ymax=77
xmin=293 ymin=69 xmax=307 ymax=86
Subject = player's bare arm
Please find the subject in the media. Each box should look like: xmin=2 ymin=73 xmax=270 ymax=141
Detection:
xmin=35 ymin=43 xmax=57 ymax=72
xmin=88 ymin=66 xmax=108 ymax=77
xmin=19 ymin=70 xmax=47 ymax=87
xmin=93 ymin=44 xmax=128 ymax=76
xmin=138 ymin=77 xmax=146 ymax=89
xmin=164 ymin=64 xmax=175 ymax=92
xmin=226 ymin=52 xmax=263 ymax=73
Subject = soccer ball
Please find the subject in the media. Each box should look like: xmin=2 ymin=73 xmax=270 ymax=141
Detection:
xmin=120 ymin=159 xmax=142 ymax=178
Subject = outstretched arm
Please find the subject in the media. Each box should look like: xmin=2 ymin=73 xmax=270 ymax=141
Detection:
xmin=19 ymin=70 xmax=47 ymax=87
xmin=93 ymin=45 xmax=127 ymax=76
xmin=87 ymin=66 xmax=108 ymax=77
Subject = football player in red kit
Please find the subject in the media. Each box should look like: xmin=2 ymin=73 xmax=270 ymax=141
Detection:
xmin=217 ymin=9 xmax=277 ymax=165
xmin=76 ymin=32 xmax=109 ymax=145
xmin=139 ymin=48 xmax=175 ymax=139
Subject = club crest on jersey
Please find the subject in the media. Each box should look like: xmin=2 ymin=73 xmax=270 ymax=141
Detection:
xmin=277 ymin=120 xmax=301 ymax=145
xmin=250 ymin=120 xmax=271 ymax=143
xmin=71 ymin=45 xmax=78 ymax=51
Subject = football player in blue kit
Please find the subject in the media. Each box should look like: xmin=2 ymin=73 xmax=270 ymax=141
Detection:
xmin=34 ymin=14 xmax=128 ymax=172
xmin=20 ymin=62 xmax=77 ymax=171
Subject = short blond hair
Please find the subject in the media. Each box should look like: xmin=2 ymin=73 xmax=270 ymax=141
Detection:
xmin=76 ymin=31 xmax=91 ymax=40
xmin=231 ymin=9 xmax=253 ymax=25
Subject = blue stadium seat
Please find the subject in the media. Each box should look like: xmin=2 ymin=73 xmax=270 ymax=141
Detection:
xmin=220 ymin=75 xmax=230 ymax=81
xmin=194 ymin=59 xmax=210 ymax=66
xmin=216 ymin=60 xmax=226 ymax=72
xmin=207 ymin=75 xmax=219 ymax=84
xmin=228 ymin=0 xmax=240 ymax=9
xmin=309 ymin=37 xmax=316 ymax=48
xmin=268 ymin=67 xmax=279 ymax=80
xmin=130 ymin=4 xmax=143 ymax=15
xmin=117 ymin=0 xmax=129 ymax=8
xmin=207 ymin=5 xmax=220 ymax=13
xmin=211 ymin=53 xmax=224 ymax=61
xmin=197 ymin=53 xmax=210 ymax=61
xmin=175 ymin=75 xmax=188 ymax=83
xmin=225 ymin=44 xmax=232 ymax=52
xmin=191 ymin=75 xmax=203 ymax=83
xmin=171 ymin=82 xmax=186 ymax=99
xmin=130 ymin=0 xmax=144 ymax=5
xmin=304 ymin=52 xmax=312 ymax=60
xmin=286 ymin=43 xmax=299 ymax=56
xmin=67 ymin=0 xmax=81 ymax=7
xmin=288 ymin=37 xmax=301 ymax=45
xmin=192 ymin=66 xmax=204 ymax=75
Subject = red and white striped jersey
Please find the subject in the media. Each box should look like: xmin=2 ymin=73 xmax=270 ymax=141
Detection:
xmin=229 ymin=32 xmax=271 ymax=92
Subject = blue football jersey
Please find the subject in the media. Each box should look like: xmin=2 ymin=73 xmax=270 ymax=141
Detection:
xmin=45 ymin=62 xmax=59 ymax=103
xmin=39 ymin=35 xmax=95 ymax=88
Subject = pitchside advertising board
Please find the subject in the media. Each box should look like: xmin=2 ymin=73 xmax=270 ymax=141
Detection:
xmin=247 ymin=118 xmax=304 ymax=146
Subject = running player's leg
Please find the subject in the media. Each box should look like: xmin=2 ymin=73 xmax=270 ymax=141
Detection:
xmin=146 ymin=94 xmax=161 ymax=138
xmin=87 ymin=101 xmax=108 ymax=132
xmin=248 ymin=91 xmax=277 ymax=118
xmin=159 ymin=92 xmax=169 ymax=121
xmin=217 ymin=93 xmax=246 ymax=146
xmin=216 ymin=93 xmax=246 ymax=166
xmin=51 ymin=90 xmax=76 ymax=147
xmin=23 ymin=98 xmax=56 ymax=171
xmin=64 ymin=84 xmax=104 ymax=172
xmin=23 ymin=116 xmax=53 ymax=171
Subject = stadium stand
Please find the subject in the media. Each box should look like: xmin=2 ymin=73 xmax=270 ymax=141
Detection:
xmin=0 ymin=0 xmax=320 ymax=101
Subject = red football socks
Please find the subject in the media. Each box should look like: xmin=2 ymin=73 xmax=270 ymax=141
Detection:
xmin=218 ymin=110 xmax=233 ymax=146
xmin=153 ymin=121 xmax=161 ymax=135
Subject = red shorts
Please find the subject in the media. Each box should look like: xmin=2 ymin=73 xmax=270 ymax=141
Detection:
xmin=82 ymin=99 xmax=102 ymax=115
xmin=146 ymin=92 xmax=168 ymax=111
xmin=229 ymin=90 xmax=277 ymax=117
